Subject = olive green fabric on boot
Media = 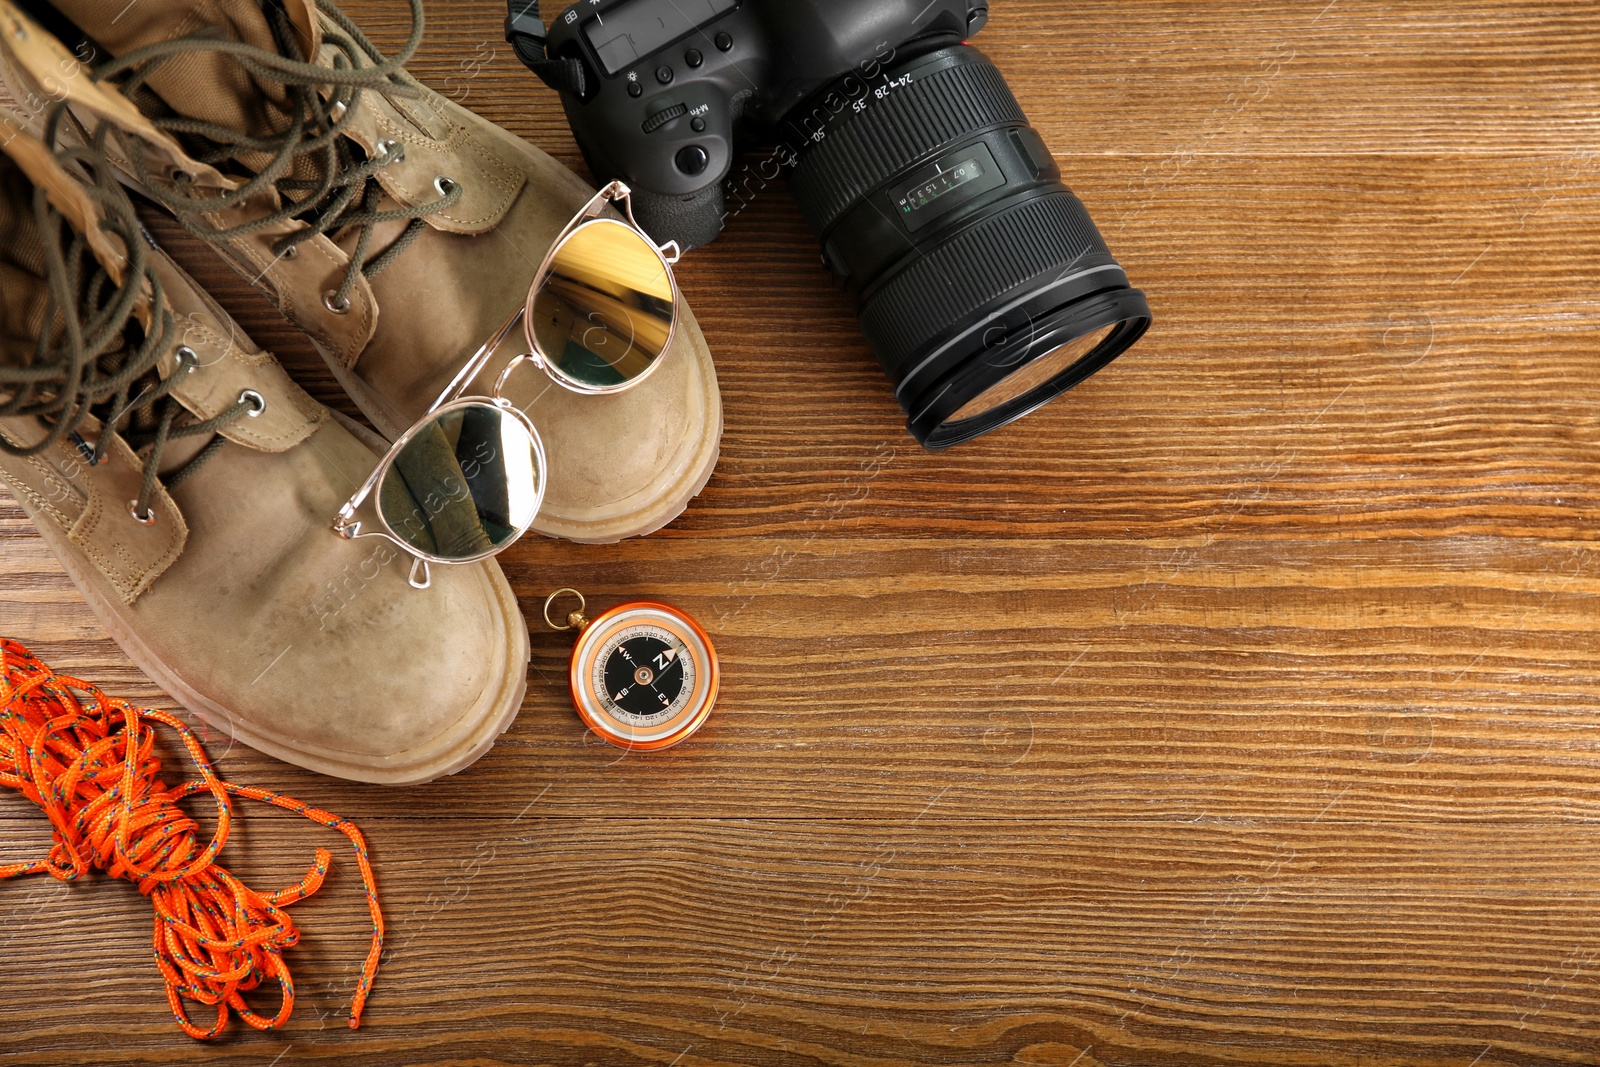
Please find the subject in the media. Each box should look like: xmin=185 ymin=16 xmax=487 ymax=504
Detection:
xmin=63 ymin=0 xmax=297 ymax=138
xmin=0 ymin=160 xmax=50 ymax=355
xmin=0 ymin=119 xmax=530 ymax=784
xmin=24 ymin=0 xmax=722 ymax=544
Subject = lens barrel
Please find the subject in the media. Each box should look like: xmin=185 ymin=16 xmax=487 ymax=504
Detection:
xmin=786 ymin=45 xmax=1151 ymax=449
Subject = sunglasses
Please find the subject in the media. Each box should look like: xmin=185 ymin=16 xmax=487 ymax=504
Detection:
xmin=332 ymin=181 xmax=682 ymax=589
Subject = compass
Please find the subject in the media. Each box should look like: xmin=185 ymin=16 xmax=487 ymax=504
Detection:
xmin=544 ymin=589 xmax=719 ymax=751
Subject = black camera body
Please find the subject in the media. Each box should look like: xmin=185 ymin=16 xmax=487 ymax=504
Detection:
xmin=537 ymin=0 xmax=987 ymax=250
xmin=513 ymin=0 xmax=1152 ymax=449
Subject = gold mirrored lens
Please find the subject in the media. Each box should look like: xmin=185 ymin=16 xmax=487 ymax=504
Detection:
xmin=949 ymin=325 xmax=1117 ymax=423
xmin=529 ymin=219 xmax=674 ymax=389
xmin=379 ymin=403 xmax=543 ymax=561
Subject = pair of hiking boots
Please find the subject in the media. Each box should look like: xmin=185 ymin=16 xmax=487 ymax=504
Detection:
xmin=0 ymin=0 xmax=723 ymax=783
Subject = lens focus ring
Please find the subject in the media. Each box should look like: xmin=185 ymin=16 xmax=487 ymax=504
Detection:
xmin=788 ymin=50 xmax=1026 ymax=239
xmin=859 ymin=190 xmax=1113 ymax=379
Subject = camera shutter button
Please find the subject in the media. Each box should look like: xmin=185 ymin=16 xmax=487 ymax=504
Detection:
xmin=675 ymin=145 xmax=711 ymax=176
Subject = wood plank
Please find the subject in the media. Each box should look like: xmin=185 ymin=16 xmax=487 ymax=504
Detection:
xmin=9 ymin=531 xmax=1600 ymax=823
xmin=385 ymin=1 xmax=1600 ymax=157
xmin=5 ymin=819 xmax=1600 ymax=1066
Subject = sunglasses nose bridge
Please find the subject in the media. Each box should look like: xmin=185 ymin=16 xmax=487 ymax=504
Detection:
xmin=491 ymin=350 xmax=546 ymax=402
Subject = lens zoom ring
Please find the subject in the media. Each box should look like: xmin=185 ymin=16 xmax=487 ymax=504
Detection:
xmin=789 ymin=55 xmax=1026 ymax=237
xmin=860 ymin=191 xmax=1112 ymax=374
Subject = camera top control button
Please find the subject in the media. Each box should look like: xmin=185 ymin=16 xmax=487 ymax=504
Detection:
xmin=685 ymin=48 xmax=704 ymax=68
xmin=627 ymin=81 xmax=644 ymax=98
xmin=692 ymin=117 xmax=707 ymax=133
xmin=675 ymin=145 xmax=711 ymax=176
xmin=714 ymin=31 xmax=733 ymax=52
xmin=656 ymin=65 xmax=674 ymax=84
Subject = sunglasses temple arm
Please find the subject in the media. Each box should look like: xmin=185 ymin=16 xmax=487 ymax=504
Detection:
xmin=557 ymin=182 xmax=677 ymax=263
xmin=591 ymin=181 xmax=627 ymax=217
xmin=333 ymin=453 xmax=393 ymax=537
xmin=429 ymin=305 xmax=529 ymax=414
xmin=598 ymin=182 xmax=679 ymax=262
xmin=552 ymin=183 xmax=622 ymax=249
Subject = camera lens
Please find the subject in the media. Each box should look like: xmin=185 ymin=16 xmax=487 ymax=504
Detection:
xmin=786 ymin=45 xmax=1152 ymax=449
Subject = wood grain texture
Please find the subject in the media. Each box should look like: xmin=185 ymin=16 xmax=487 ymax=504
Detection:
xmin=4 ymin=1 xmax=1600 ymax=1064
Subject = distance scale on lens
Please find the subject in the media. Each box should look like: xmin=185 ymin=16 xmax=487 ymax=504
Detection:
xmin=547 ymin=592 xmax=719 ymax=751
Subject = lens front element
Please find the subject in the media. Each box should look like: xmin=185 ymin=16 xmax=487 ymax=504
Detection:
xmin=378 ymin=402 xmax=545 ymax=561
xmin=528 ymin=219 xmax=675 ymax=392
xmin=950 ymin=325 xmax=1117 ymax=424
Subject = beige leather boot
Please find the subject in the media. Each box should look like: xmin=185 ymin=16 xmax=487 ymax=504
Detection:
xmin=0 ymin=116 xmax=528 ymax=784
xmin=0 ymin=0 xmax=721 ymax=545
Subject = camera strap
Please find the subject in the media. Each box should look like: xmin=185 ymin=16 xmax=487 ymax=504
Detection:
xmin=504 ymin=0 xmax=591 ymax=97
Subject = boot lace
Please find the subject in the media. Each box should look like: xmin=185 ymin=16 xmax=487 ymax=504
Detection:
xmin=87 ymin=0 xmax=461 ymax=313
xmin=0 ymin=122 xmax=254 ymax=520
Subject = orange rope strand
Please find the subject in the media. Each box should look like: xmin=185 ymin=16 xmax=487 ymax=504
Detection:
xmin=0 ymin=638 xmax=383 ymax=1038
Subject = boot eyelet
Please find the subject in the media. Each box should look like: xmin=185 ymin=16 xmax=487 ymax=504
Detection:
xmin=175 ymin=345 xmax=199 ymax=373
xmin=324 ymin=290 xmax=352 ymax=315
xmin=239 ymin=390 xmax=267 ymax=417
xmin=377 ymin=138 xmax=405 ymax=163
xmin=434 ymin=176 xmax=458 ymax=196
xmin=280 ymin=244 xmax=299 ymax=260
xmin=168 ymin=167 xmax=196 ymax=185
xmin=128 ymin=501 xmax=157 ymax=525
xmin=70 ymin=432 xmax=103 ymax=466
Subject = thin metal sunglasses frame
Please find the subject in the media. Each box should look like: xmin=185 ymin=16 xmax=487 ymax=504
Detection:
xmin=331 ymin=181 xmax=682 ymax=590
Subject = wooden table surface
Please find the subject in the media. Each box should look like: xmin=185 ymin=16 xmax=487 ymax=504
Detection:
xmin=5 ymin=1 xmax=1600 ymax=1064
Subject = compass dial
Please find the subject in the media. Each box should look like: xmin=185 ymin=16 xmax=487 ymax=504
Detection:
xmin=568 ymin=602 xmax=719 ymax=751
xmin=596 ymin=626 xmax=693 ymax=725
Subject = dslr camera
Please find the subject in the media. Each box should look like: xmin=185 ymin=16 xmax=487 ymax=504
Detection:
xmin=508 ymin=0 xmax=1152 ymax=449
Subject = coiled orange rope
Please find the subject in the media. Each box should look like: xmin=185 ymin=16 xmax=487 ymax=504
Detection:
xmin=0 ymin=638 xmax=383 ymax=1039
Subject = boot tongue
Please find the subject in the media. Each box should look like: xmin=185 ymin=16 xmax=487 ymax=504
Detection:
xmin=52 ymin=0 xmax=315 ymax=141
xmin=0 ymin=149 xmax=208 ymax=473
